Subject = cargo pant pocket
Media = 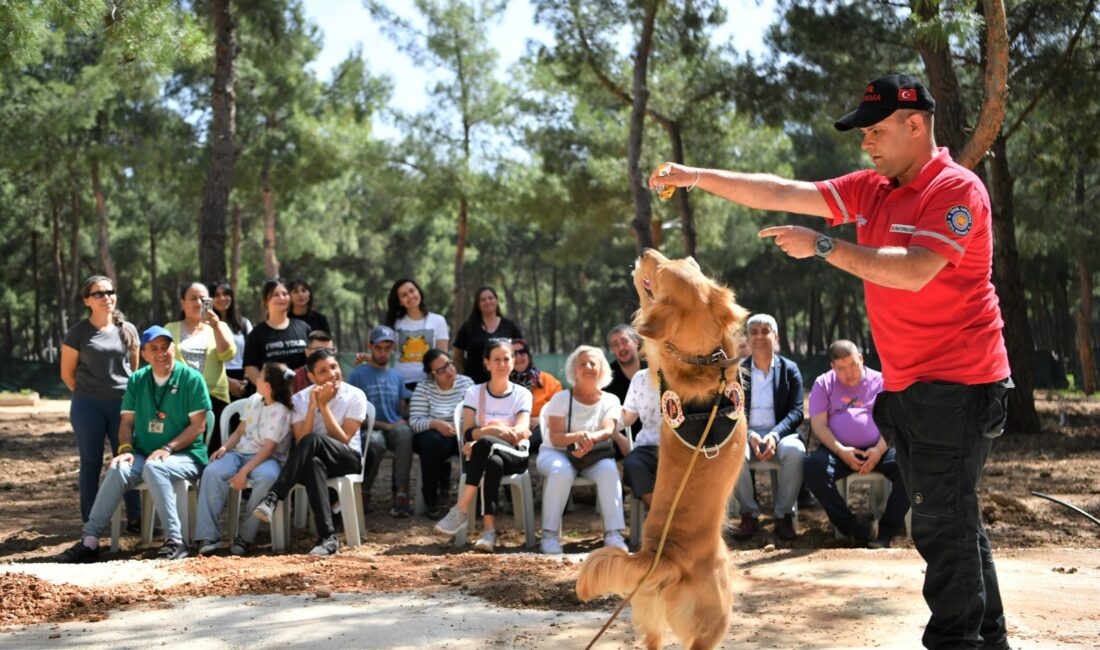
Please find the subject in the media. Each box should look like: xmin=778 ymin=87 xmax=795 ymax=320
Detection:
xmin=908 ymin=444 xmax=958 ymax=519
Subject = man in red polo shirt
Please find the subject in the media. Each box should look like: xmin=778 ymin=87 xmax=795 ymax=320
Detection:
xmin=649 ymin=73 xmax=1012 ymax=650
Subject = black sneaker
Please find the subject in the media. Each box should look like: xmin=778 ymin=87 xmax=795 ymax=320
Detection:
xmin=56 ymin=541 xmax=99 ymax=564
xmin=193 ymin=539 xmax=220 ymax=555
xmin=252 ymin=491 xmax=278 ymax=523
xmin=229 ymin=537 xmax=251 ymax=556
xmin=126 ymin=518 xmax=142 ymax=535
xmin=157 ymin=539 xmax=189 ymax=560
xmin=308 ymin=535 xmax=339 ymax=556
xmin=853 ymin=519 xmax=880 ymax=546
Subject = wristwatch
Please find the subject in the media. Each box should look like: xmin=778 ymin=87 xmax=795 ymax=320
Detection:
xmin=814 ymin=234 xmax=836 ymax=259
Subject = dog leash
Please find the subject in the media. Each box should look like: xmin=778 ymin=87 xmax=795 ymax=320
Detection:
xmin=584 ymin=371 xmax=728 ymax=649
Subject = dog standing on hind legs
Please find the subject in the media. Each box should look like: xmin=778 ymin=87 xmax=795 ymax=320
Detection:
xmin=576 ymin=250 xmax=748 ymax=650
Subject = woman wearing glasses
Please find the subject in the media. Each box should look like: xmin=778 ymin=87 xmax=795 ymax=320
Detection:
xmin=60 ymin=276 xmax=142 ymax=529
xmin=508 ymin=338 xmax=561 ymax=459
xmin=409 ymin=349 xmax=474 ymax=518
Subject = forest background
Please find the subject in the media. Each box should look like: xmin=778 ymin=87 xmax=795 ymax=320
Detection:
xmin=0 ymin=0 xmax=1097 ymax=434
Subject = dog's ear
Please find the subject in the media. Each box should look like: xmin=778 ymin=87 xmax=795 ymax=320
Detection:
xmin=708 ymin=285 xmax=749 ymax=331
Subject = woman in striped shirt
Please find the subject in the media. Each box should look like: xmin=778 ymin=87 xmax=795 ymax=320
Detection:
xmin=410 ymin=349 xmax=474 ymax=518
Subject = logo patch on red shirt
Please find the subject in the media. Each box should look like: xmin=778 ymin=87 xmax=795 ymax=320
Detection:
xmin=946 ymin=206 xmax=973 ymax=236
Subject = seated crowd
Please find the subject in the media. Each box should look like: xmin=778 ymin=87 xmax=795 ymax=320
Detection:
xmin=58 ymin=273 xmax=908 ymax=561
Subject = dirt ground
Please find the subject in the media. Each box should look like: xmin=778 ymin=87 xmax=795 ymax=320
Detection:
xmin=1 ymin=395 xmax=1099 ymax=647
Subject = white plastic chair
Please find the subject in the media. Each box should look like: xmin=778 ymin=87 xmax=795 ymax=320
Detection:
xmin=289 ymin=401 xmax=375 ymax=548
xmin=454 ymin=402 xmax=536 ymax=549
xmin=620 ymin=428 xmax=647 ymax=549
xmin=728 ymin=458 xmax=799 ymax=528
xmin=109 ymin=411 xmax=214 ymax=552
xmin=218 ymin=398 xmax=293 ymax=552
xmin=832 ymin=471 xmax=912 ymax=540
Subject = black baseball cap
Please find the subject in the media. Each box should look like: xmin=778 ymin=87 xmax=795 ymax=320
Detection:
xmin=834 ymin=73 xmax=936 ymax=131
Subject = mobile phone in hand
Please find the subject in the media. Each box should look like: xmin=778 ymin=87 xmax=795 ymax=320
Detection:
xmin=200 ymin=297 xmax=214 ymax=320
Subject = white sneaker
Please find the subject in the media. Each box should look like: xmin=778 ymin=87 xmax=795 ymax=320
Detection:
xmin=473 ymin=529 xmax=496 ymax=553
xmin=540 ymin=531 xmax=563 ymax=555
xmin=434 ymin=506 xmax=468 ymax=536
xmin=604 ymin=531 xmax=628 ymax=551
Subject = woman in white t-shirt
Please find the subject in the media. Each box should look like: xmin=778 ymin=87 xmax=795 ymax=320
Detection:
xmin=386 ymin=278 xmax=450 ymax=388
xmin=193 ymin=362 xmax=294 ymax=556
xmin=537 ymin=345 xmax=627 ymax=554
xmin=433 ymin=340 xmax=531 ymax=553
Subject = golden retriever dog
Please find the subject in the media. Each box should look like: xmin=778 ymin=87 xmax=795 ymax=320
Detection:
xmin=576 ymin=249 xmax=748 ymax=650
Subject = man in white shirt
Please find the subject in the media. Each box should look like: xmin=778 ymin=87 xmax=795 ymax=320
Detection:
xmin=252 ymin=348 xmax=367 ymax=555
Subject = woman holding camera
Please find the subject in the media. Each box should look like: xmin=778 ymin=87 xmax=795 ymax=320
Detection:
xmin=164 ymin=282 xmax=236 ymax=449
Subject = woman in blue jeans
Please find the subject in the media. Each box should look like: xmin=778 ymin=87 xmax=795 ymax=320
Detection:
xmin=60 ymin=275 xmax=142 ymax=527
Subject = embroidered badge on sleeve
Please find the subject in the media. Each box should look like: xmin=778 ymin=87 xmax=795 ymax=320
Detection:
xmin=946 ymin=206 xmax=973 ymax=236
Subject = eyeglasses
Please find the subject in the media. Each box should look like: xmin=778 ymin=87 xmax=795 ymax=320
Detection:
xmin=513 ymin=349 xmax=529 ymax=356
xmin=88 ymin=290 xmax=116 ymax=299
xmin=432 ymin=361 xmax=455 ymax=376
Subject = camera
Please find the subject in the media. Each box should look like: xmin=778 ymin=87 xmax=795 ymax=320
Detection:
xmin=200 ymin=297 xmax=214 ymax=320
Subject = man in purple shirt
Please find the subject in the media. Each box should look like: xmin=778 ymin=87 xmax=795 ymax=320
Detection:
xmin=804 ymin=340 xmax=909 ymax=547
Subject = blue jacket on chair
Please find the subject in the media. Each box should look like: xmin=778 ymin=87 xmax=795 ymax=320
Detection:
xmin=739 ymin=355 xmax=805 ymax=439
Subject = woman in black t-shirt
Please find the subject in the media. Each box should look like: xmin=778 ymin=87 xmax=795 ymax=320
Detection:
xmin=287 ymin=278 xmax=331 ymax=335
xmin=244 ymin=279 xmax=311 ymax=386
xmin=453 ymin=286 xmax=523 ymax=384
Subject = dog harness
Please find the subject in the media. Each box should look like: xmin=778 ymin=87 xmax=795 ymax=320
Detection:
xmin=658 ymin=349 xmax=744 ymax=457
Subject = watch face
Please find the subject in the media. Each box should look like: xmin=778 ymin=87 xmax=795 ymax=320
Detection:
xmin=816 ymin=236 xmax=834 ymax=256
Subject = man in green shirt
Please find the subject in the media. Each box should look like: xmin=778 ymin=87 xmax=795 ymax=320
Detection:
xmin=57 ymin=325 xmax=211 ymax=562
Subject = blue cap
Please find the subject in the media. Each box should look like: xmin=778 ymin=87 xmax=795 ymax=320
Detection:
xmin=140 ymin=325 xmax=174 ymax=347
xmin=369 ymin=325 xmax=397 ymax=344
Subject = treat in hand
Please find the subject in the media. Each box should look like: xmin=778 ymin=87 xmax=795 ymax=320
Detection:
xmin=655 ymin=163 xmax=676 ymax=199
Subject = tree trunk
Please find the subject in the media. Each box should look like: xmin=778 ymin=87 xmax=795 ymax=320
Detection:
xmin=453 ymin=193 xmax=469 ymax=328
xmin=51 ymin=203 xmax=68 ymax=352
xmin=68 ymin=183 xmax=80 ymax=324
xmin=262 ymin=165 xmax=279 ymax=279
xmin=911 ymin=0 xmax=969 ymax=156
xmin=199 ymin=0 xmax=238 ymax=284
xmin=549 ymin=265 xmax=558 ymax=353
xmin=956 ymin=0 xmax=1009 ymax=168
xmin=89 ymin=159 xmax=116 ymax=282
xmin=1053 ymin=262 xmax=1075 ymax=372
xmin=666 ymin=121 xmax=696 ymax=257
xmin=987 ymin=134 xmax=1041 ymax=431
xmin=149 ymin=221 xmax=161 ymax=325
xmin=1074 ymin=163 xmax=1098 ymax=394
xmin=32 ymin=226 xmax=41 ymax=360
xmin=532 ymin=263 xmax=541 ymax=351
xmin=627 ymin=0 xmax=660 ymax=251
xmin=230 ymin=202 xmax=242 ymax=291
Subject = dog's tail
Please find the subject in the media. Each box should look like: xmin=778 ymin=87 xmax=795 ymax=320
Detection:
xmin=576 ymin=547 xmax=680 ymax=602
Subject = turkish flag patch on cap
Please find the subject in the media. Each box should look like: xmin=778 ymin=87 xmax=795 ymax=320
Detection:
xmin=898 ymin=88 xmax=917 ymax=102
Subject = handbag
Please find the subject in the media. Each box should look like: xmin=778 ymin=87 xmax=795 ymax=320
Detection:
xmin=565 ymin=390 xmax=616 ymax=471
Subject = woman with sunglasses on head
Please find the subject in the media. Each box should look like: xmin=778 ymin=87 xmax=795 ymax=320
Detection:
xmin=287 ymin=278 xmax=331 ymax=335
xmin=453 ymin=286 xmax=524 ymax=384
xmin=508 ymin=338 xmax=561 ymax=459
xmin=385 ymin=278 xmax=450 ymax=390
xmin=61 ymin=275 xmax=142 ymax=530
xmin=409 ymin=349 xmax=475 ymax=518
xmin=210 ymin=281 xmax=253 ymax=399
xmin=243 ymin=279 xmax=312 ymax=387
xmin=164 ymin=282 xmax=236 ymax=450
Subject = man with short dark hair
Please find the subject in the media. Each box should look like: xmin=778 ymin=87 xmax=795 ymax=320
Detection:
xmin=804 ymin=340 xmax=908 ymax=547
xmin=650 ymin=72 xmax=1013 ymax=649
xmin=56 ymin=326 xmax=211 ymax=562
xmin=252 ymin=348 xmax=366 ymax=556
xmin=348 ymin=325 xmax=414 ymax=518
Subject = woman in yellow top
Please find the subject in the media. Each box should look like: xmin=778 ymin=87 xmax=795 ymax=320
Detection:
xmin=165 ymin=282 xmax=236 ymax=451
